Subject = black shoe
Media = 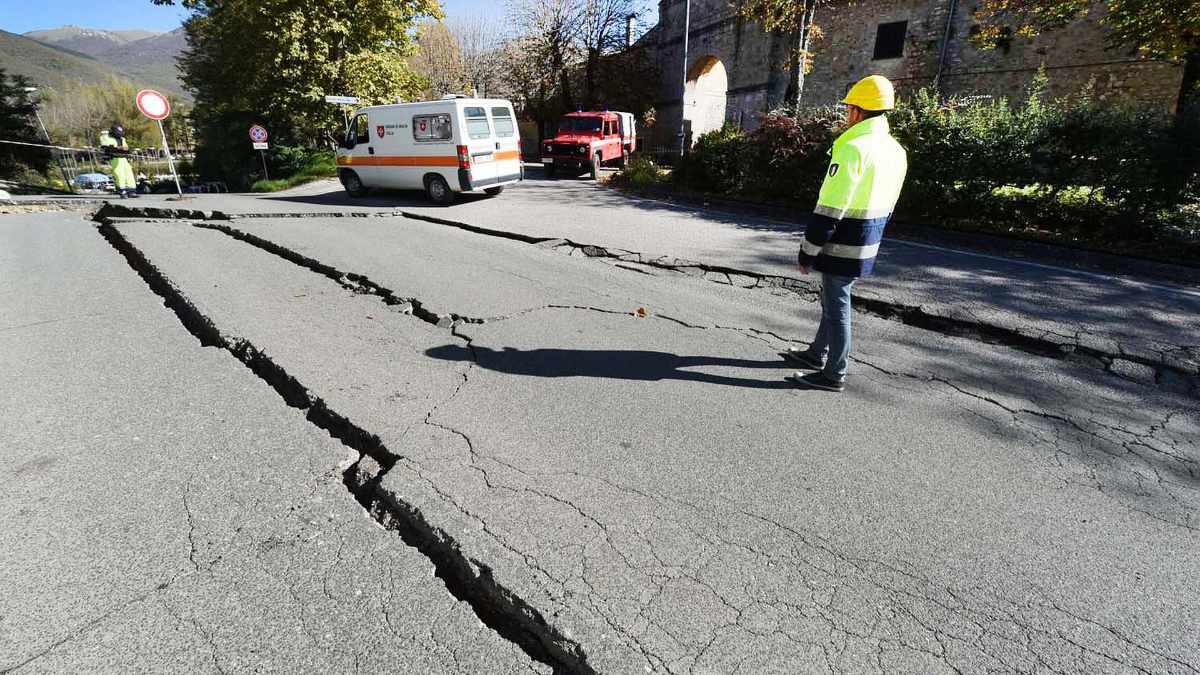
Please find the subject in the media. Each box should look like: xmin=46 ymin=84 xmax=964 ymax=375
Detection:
xmin=782 ymin=348 xmax=824 ymax=370
xmin=786 ymin=371 xmax=845 ymax=392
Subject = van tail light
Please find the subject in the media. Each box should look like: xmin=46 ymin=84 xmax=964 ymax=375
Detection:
xmin=456 ymin=145 xmax=470 ymax=169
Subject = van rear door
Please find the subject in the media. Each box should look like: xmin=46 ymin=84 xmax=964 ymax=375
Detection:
xmin=462 ymin=105 xmax=498 ymax=187
xmin=490 ymin=105 xmax=521 ymax=183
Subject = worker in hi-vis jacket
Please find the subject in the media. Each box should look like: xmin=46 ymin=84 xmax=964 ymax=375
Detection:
xmin=100 ymin=123 xmax=138 ymax=198
xmin=785 ymin=75 xmax=908 ymax=393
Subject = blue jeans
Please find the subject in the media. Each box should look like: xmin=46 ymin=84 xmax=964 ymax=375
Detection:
xmin=808 ymin=273 xmax=855 ymax=381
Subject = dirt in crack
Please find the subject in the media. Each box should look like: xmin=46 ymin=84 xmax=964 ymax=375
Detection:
xmin=95 ymin=221 xmax=595 ymax=675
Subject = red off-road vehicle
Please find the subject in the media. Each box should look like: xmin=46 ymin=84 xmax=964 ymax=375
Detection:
xmin=540 ymin=111 xmax=636 ymax=180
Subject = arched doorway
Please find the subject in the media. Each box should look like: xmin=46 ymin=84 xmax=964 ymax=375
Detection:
xmin=684 ymin=56 xmax=729 ymax=140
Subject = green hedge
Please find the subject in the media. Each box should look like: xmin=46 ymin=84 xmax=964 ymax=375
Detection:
xmin=669 ymin=86 xmax=1200 ymax=255
xmin=250 ymin=147 xmax=337 ymax=193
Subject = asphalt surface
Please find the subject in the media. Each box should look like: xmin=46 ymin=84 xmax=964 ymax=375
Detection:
xmin=0 ymin=213 xmax=545 ymax=674
xmin=79 ymin=173 xmax=1199 ymax=380
xmin=2 ymin=178 xmax=1198 ymax=674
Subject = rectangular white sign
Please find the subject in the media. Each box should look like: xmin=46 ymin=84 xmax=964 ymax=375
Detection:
xmin=324 ymin=95 xmax=360 ymax=105
xmin=253 ymin=142 xmax=269 ymax=150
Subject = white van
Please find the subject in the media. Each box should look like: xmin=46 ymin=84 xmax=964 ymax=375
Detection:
xmin=336 ymin=97 xmax=523 ymax=204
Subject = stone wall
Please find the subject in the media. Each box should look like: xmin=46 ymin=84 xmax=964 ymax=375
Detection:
xmin=641 ymin=0 xmax=1184 ymax=147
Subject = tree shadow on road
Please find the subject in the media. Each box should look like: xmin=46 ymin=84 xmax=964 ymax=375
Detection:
xmin=426 ymin=344 xmax=797 ymax=389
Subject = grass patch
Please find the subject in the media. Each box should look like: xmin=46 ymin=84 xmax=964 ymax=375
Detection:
xmin=251 ymin=151 xmax=337 ymax=193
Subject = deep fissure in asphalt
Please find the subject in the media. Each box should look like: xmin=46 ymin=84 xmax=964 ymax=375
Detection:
xmin=96 ymin=221 xmax=595 ymax=675
xmin=94 ymin=201 xmax=1192 ymax=395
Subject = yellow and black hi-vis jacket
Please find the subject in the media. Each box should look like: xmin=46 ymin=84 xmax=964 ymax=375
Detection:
xmin=798 ymin=116 xmax=908 ymax=278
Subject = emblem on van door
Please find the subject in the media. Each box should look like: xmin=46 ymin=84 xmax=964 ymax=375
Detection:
xmin=376 ymin=125 xmax=385 ymax=139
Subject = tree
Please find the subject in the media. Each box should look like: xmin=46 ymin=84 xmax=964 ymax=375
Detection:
xmin=410 ymin=21 xmax=468 ymax=99
xmin=155 ymin=0 xmax=441 ymax=139
xmin=733 ymin=0 xmax=828 ymax=105
xmin=973 ymin=0 xmax=1200 ymax=110
xmin=152 ymin=0 xmax=439 ymax=186
xmin=508 ymin=0 xmax=581 ymax=113
xmin=449 ymin=13 xmax=505 ymax=97
xmin=42 ymin=77 xmax=171 ymax=147
xmin=578 ymin=0 xmax=642 ymax=107
xmin=0 ymin=70 xmax=48 ymax=178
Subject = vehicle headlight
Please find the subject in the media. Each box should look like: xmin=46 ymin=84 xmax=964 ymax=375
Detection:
xmin=544 ymin=144 xmax=552 ymax=152
xmin=578 ymin=145 xmax=587 ymax=154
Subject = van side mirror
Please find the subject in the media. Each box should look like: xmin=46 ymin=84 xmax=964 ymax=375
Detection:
xmin=340 ymin=136 xmax=354 ymax=150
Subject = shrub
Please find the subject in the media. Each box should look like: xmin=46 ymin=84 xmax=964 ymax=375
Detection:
xmin=611 ymin=154 xmax=667 ymax=189
xmin=673 ymin=123 xmax=751 ymax=194
xmin=668 ymin=85 xmax=1199 ymax=256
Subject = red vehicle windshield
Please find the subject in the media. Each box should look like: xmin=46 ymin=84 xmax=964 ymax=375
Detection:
xmin=558 ymin=117 xmax=603 ymax=134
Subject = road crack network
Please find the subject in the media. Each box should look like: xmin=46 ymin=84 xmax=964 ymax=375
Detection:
xmin=96 ymin=222 xmax=595 ymax=675
xmin=88 ymin=207 xmax=1199 ymax=673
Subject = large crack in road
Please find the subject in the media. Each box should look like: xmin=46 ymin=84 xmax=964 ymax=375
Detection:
xmin=91 ymin=207 xmax=1199 ymax=672
xmin=97 ymin=222 xmax=595 ymax=675
xmin=93 ymin=202 xmax=1199 ymax=399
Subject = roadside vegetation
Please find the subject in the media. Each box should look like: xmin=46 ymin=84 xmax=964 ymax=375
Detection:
xmin=249 ymin=147 xmax=337 ymax=193
xmin=614 ymin=79 xmax=1200 ymax=266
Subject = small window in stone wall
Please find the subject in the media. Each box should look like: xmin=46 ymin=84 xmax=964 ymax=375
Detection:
xmin=873 ymin=20 xmax=908 ymax=60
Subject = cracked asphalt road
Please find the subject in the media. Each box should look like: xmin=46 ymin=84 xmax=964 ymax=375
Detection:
xmin=2 ymin=178 xmax=1198 ymax=674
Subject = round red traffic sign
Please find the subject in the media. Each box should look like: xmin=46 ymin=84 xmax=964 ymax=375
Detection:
xmin=249 ymin=125 xmax=269 ymax=143
xmin=135 ymin=89 xmax=171 ymax=121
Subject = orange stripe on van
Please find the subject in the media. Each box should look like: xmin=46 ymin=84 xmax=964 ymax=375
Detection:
xmin=337 ymin=155 xmax=459 ymax=167
xmin=494 ymin=150 xmax=521 ymax=161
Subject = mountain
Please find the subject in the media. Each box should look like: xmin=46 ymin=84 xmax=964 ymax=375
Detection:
xmin=9 ymin=26 xmax=187 ymax=99
xmin=23 ymin=26 xmax=160 ymax=58
xmin=98 ymin=29 xmax=187 ymax=94
xmin=0 ymin=29 xmax=126 ymax=91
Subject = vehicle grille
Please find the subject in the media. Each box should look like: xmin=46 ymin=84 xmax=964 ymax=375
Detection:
xmin=552 ymin=144 xmax=582 ymax=155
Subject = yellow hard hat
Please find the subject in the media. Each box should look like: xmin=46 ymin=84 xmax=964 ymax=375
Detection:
xmin=842 ymin=75 xmax=896 ymax=111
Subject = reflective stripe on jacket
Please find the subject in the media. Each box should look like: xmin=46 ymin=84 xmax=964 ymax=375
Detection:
xmin=799 ymin=116 xmax=907 ymax=278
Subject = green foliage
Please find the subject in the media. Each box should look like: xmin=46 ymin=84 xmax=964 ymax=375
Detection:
xmin=250 ymin=146 xmax=336 ymax=192
xmin=158 ymin=0 xmax=439 ymax=186
xmin=42 ymin=77 xmax=185 ymax=147
xmin=0 ymin=69 xmax=49 ymax=177
xmin=668 ymin=90 xmax=1200 ymax=258
xmin=166 ymin=0 xmax=440 ymax=138
xmin=673 ymin=109 xmax=841 ymax=202
xmin=971 ymin=0 xmax=1200 ymax=107
xmin=609 ymin=154 xmax=666 ymax=189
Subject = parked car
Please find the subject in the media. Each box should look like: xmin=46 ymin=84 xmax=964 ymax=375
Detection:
xmin=336 ymin=96 xmax=523 ymax=204
xmin=72 ymin=173 xmax=114 ymax=192
xmin=541 ymin=111 xmax=636 ymax=180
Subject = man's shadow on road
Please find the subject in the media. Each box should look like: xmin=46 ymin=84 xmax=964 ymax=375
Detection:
xmin=426 ymin=345 xmax=796 ymax=389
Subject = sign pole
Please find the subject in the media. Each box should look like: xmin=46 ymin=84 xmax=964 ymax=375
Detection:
xmin=260 ymin=150 xmax=269 ymax=181
xmin=158 ymin=118 xmax=182 ymax=196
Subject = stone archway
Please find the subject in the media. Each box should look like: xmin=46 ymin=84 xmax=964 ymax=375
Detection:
xmin=683 ymin=56 xmax=729 ymax=139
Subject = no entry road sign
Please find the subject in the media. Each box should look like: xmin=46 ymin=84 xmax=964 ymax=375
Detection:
xmin=135 ymin=89 xmax=171 ymax=121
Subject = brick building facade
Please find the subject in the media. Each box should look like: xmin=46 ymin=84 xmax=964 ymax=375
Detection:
xmin=640 ymin=0 xmax=1184 ymax=146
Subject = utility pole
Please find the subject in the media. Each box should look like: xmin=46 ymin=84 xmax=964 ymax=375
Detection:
xmin=24 ymin=87 xmax=74 ymax=192
xmin=677 ymin=0 xmax=691 ymax=157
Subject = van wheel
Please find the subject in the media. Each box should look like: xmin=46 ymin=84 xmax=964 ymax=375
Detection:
xmin=424 ymin=175 xmax=455 ymax=205
xmin=590 ymin=153 xmax=602 ymax=180
xmin=341 ymin=170 xmax=367 ymax=197
xmin=484 ymin=186 xmax=504 ymax=196
xmin=543 ymin=163 xmax=556 ymax=178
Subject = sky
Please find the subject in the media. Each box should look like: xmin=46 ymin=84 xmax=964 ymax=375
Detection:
xmin=2 ymin=0 xmax=191 ymax=33
xmin=3 ymin=0 xmax=657 ymax=35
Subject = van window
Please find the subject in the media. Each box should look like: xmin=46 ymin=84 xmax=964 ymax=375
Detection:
xmin=491 ymin=107 xmax=515 ymax=138
xmin=464 ymin=107 xmax=491 ymax=139
xmin=352 ymin=114 xmax=369 ymax=145
xmin=413 ymin=113 xmax=452 ymax=141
